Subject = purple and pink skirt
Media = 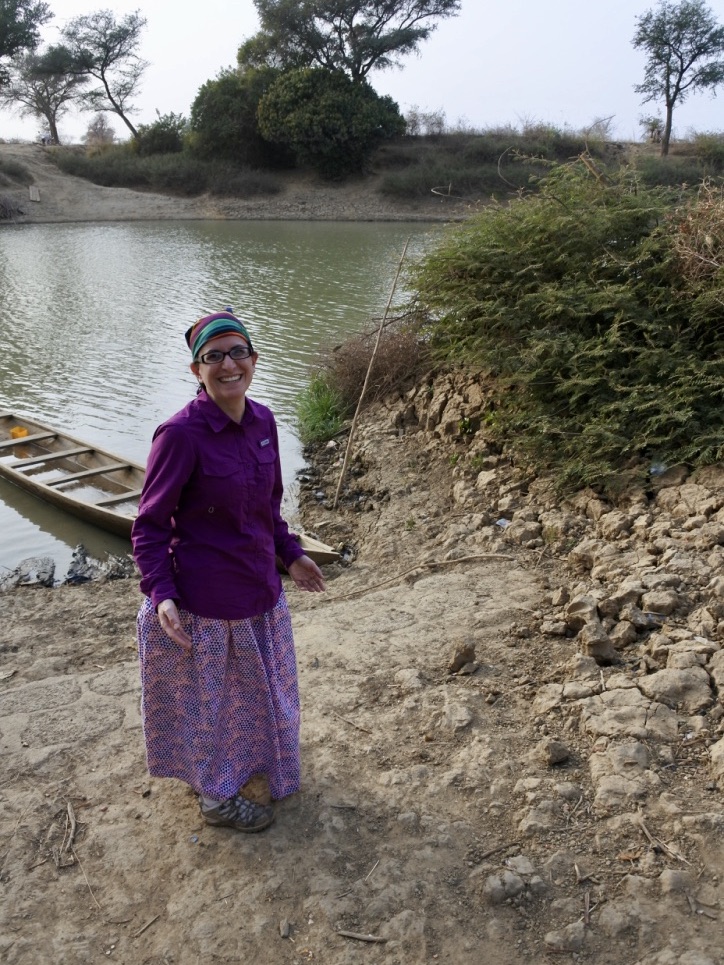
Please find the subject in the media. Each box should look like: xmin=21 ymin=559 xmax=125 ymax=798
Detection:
xmin=136 ymin=591 xmax=300 ymax=801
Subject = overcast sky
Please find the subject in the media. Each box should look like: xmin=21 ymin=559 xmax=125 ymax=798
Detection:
xmin=1 ymin=0 xmax=723 ymax=143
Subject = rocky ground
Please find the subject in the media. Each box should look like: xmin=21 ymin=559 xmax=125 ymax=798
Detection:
xmin=0 ymin=146 xmax=722 ymax=964
xmin=1 ymin=367 xmax=722 ymax=965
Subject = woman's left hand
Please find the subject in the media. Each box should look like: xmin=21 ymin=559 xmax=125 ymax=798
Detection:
xmin=288 ymin=555 xmax=326 ymax=592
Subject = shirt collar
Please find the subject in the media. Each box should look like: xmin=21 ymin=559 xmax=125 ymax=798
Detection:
xmin=195 ymin=390 xmax=257 ymax=432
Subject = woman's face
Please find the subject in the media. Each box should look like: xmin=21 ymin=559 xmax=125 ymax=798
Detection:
xmin=190 ymin=333 xmax=258 ymax=415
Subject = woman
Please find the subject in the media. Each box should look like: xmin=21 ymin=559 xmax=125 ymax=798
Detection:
xmin=132 ymin=309 xmax=325 ymax=833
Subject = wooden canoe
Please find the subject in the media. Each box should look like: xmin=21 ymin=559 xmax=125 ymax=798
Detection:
xmin=0 ymin=412 xmax=340 ymax=564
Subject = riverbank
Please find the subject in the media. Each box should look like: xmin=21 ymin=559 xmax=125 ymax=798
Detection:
xmin=1 ymin=366 xmax=723 ymax=964
xmin=0 ymin=143 xmax=465 ymax=224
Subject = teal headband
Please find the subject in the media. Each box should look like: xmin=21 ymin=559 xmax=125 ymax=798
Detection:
xmin=185 ymin=311 xmax=254 ymax=361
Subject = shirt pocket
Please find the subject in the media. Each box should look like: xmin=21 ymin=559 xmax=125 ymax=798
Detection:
xmin=250 ymin=444 xmax=277 ymax=496
xmin=195 ymin=449 xmax=249 ymax=516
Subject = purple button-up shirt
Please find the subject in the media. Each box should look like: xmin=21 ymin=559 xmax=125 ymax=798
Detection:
xmin=131 ymin=391 xmax=305 ymax=620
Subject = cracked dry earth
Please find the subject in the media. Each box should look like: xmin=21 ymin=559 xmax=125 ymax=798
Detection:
xmin=1 ymin=379 xmax=723 ymax=965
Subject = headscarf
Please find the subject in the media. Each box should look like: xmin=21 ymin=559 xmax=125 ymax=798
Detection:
xmin=185 ymin=310 xmax=254 ymax=361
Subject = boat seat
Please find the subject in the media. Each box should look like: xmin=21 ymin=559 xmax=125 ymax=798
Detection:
xmin=0 ymin=431 xmax=56 ymax=449
xmin=49 ymin=464 xmax=132 ymax=487
xmin=94 ymin=489 xmax=143 ymax=506
xmin=11 ymin=446 xmax=94 ymax=468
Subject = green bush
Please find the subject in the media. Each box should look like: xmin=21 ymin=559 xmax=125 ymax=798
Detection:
xmin=0 ymin=158 xmax=33 ymax=185
xmin=692 ymin=132 xmax=724 ymax=171
xmin=635 ymin=155 xmax=713 ymax=186
xmin=258 ymin=68 xmax=405 ymax=178
xmin=136 ymin=112 xmax=187 ymax=156
xmin=296 ymin=372 xmax=347 ymax=446
xmin=409 ymin=158 xmax=724 ymax=491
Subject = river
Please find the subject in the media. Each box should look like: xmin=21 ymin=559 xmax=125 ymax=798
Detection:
xmin=0 ymin=219 xmax=440 ymax=575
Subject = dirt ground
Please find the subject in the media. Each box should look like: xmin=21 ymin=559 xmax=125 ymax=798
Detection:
xmin=0 ymin=142 xmax=462 ymax=224
xmin=0 ymin=146 xmax=722 ymax=965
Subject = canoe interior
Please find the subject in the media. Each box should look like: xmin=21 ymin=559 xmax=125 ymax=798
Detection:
xmin=0 ymin=412 xmax=340 ymax=562
xmin=0 ymin=413 xmax=143 ymax=534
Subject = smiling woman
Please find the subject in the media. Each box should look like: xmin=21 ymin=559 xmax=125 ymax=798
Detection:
xmin=131 ymin=307 xmax=327 ymax=833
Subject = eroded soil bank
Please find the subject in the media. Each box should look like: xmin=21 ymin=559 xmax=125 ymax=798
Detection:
xmin=1 ymin=369 xmax=723 ymax=965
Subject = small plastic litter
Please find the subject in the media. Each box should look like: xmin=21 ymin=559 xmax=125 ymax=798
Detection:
xmin=496 ymin=518 xmax=511 ymax=529
xmin=649 ymin=463 xmax=667 ymax=476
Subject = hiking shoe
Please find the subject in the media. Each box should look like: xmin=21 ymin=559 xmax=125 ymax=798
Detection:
xmin=199 ymin=793 xmax=275 ymax=833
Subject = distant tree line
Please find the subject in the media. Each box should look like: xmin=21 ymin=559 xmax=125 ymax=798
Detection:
xmin=1 ymin=1 xmax=724 ymax=173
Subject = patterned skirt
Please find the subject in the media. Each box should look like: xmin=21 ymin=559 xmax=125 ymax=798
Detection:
xmin=136 ymin=590 xmax=300 ymax=801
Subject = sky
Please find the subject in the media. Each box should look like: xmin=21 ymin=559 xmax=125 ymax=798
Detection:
xmin=1 ymin=0 xmax=723 ymax=144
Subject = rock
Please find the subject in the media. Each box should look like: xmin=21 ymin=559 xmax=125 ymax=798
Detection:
xmin=658 ymin=869 xmax=693 ymax=895
xmin=579 ymin=622 xmax=620 ymax=665
xmin=535 ymin=738 xmax=571 ymax=766
xmin=0 ymin=555 xmax=55 ymax=589
xmin=636 ymin=667 xmax=712 ymax=714
xmin=609 ymin=620 xmax=638 ymax=649
xmin=447 ymin=643 xmax=476 ymax=674
xmin=482 ymin=870 xmax=525 ymax=904
xmin=578 ymin=689 xmax=678 ymax=741
xmin=543 ymin=921 xmax=585 ymax=952
xmin=710 ymin=737 xmax=724 ymax=780
xmin=565 ymin=594 xmax=599 ymax=632
xmin=550 ymin=586 xmax=570 ymax=607
xmin=620 ymin=604 xmax=663 ymax=631
xmin=641 ymin=589 xmax=681 ymax=616
xmin=440 ymin=700 xmax=474 ymax=734
xmin=598 ymin=510 xmax=633 ymax=539
xmin=532 ymin=684 xmax=564 ymax=714
xmin=394 ymin=669 xmax=424 ymax=692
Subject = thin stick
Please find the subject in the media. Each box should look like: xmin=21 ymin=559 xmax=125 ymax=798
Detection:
xmin=331 ymin=710 xmax=372 ymax=735
xmin=480 ymin=841 xmax=519 ymax=861
xmin=324 ymin=554 xmax=514 ymax=603
xmin=71 ymin=846 xmax=102 ymax=911
xmin=364 ymin=860 xmax=380 ymax=881
xmin=133 ymin=915 xmax=160 ymax=938
xmin=337 ymin=931 xmax=388 ymax=944
xmin=333 ymin=239 xmax=410 ymax=510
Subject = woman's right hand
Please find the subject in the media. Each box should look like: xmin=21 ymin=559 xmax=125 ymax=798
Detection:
xmin=157 ymin=599 xmax=193 ymax=651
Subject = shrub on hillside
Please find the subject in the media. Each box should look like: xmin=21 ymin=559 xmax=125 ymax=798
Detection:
xmin=409 ymin=157 xmax=724 ymax=491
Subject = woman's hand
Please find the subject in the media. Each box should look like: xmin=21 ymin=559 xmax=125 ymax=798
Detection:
xmin=288 ymin=555 xmax=326 ymax=593
xmin=157 ymin=599 xmax=193 ymax=650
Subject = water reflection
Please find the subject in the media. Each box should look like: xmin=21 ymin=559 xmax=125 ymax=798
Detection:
xmin=0 ymin=219 xmax=441 ymax=573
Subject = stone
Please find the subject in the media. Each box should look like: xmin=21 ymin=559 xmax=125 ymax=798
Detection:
xmin=636 ymin=667 xmax=712 ymax=714
xmin=578 ymin=622 xmax=619 ymax=665
xmin=609 ymin=620 xmax=638 ymax=649
xmin=535 ymin=738 xmax=571 ymax=766
xmin=565 ymin=594 xmax=599 ymax=632
xmin=550 ymin=586 xmax=570 ymax=607
xmin=543 ymin=921 xmax=585 ymax=952
xmin=577 ymin=689 xmax=678 ymax=741
xmin=710 ymin=736 xmax=724 ymax=780
xmin=641 ymin=589 xmax=681 ymax=616
xmin=482 ymin=870 xmax=525 ymax=904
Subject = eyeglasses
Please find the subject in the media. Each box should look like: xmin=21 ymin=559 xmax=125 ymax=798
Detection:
xmin=198 ymin=345 xmax=253 ymax=364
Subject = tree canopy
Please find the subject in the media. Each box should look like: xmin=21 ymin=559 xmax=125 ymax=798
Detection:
xmin=633 ymin=0 xmax=724 ymax=155
xmin=0 ymin=0 xmax=51 ymax=84
xmin=238 ymin=0 xmax=461 ymax=82
xmin=257 ymin=67 xmax=405 ymax=176
xmin=0 ymin=45 xmax=87 ymax=143
xmin=61 ymin=9 xmax=148 ymax=139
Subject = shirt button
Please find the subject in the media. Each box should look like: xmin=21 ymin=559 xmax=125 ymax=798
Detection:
xmin=208 ymin=506 xmax=215 ymax=514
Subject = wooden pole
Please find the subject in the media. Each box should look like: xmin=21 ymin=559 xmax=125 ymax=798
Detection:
xmin=332 ymin=239 xmax=410 ymax=510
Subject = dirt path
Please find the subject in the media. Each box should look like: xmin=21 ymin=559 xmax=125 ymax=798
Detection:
xmin=0 ymin=143 xmax=459 ymax=224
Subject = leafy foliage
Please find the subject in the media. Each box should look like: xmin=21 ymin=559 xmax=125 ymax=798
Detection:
xmin=136 ymin=112 xmax=187 ymax=156
xmin=189 ymin=67 xmax=292 ymax=167
xmin=238 ymin=0 xmax=461 ymax=82
xmin=296 ymin=372 xmax=347 ymax=446
xmin=61 ymin=9 xmax=148 ymax=139
xmin=0 ymin=45 xmax=86 ymax=143
xmin=409 ymin=159 xmax=724 ymax=490
xmin=633 ymin=1 xmax=724 ymax=156
xmin=0 ymin=0 xmax=51 ymax=83
xmin=258 ymin=67 xmax=405 ymax=177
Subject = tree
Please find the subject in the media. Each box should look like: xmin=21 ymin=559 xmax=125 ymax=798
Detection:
xmin=633 ymin=0 xmax=724 ymax=156
xmin=0 ymin=46 xmax=87 ymax=143
xmin=238 ymin=0 xmax=461 ymax=83
xmin=61 ymin=9 xmax=148 ymax=139
xmin=0 ymin=0 xmax=51 ymax=85
xmin=83 ymin=111 xmax=115 ymax=146
xmin=189 ymin=67 xmax=292 ymax=166
xmin=257 ymin=67 xmax=405 ymax=176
